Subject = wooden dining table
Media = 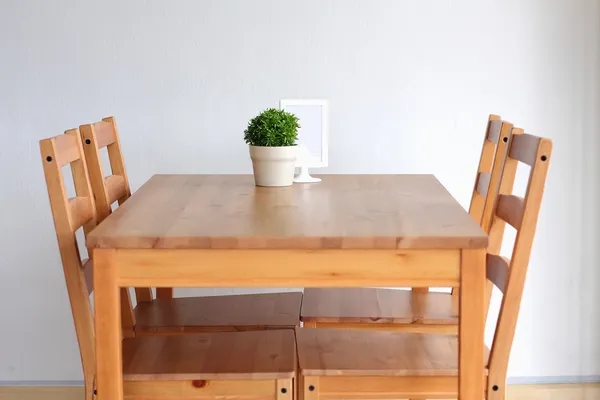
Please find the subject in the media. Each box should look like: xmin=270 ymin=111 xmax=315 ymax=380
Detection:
xmin=87 ymin=174 xmax=488 ymax=400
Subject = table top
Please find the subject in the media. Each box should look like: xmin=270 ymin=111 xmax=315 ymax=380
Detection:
xmin=87 ymin=174 xmax=487 ymax=250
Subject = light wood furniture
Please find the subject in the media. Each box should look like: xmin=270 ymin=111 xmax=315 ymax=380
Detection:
xmin=133 ymin=292 xmax=302 ymax=335
xmin=6 ymin=384 xmax=600 ymax=400
xmin=79 ymin=117 xmax=154 ymax=303
xmin=301 ymin=115 xmax=514 ymax=332
xmin=40 ymin=133 xmax=297 ymax=400
xmin=296 ymin=132 xmax=553 ymax=400
xmin=87 ymin=173 xmax=489 ymax=400
xmin=79 ymin=117 xmax=302 ymax=335
xmin=301 ymin=287 xmax=459 ymax=333
xmin=87 ymin=175 xmax=486 ymax=250
xmin=40 ymin=130 xmax=97 ymax=400
xmin=122 ymin=328 xmax=296 ymax=400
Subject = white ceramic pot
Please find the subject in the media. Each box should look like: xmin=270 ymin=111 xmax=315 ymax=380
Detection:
xmin=249 ymin=145 xmax=297 ymax=187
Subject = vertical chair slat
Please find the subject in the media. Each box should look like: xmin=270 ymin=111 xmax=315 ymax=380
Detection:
xmin=103 ymin=117 xmax=132 ymax=201
xmin=482 ymin=127 xmax=522 ymax=316
xmin=40 ymin=132 xmax=97 ymax=400
xmin=80 ymin=117 xmax=154 ymax=303
xmin=486 ymin=134 xmax=552 ymax=400
xmin=454 ymin=115 xmax=513 ymax=298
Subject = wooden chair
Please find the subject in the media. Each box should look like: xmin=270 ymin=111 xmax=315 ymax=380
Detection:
xmin=41 ymin=131 xmax=296 ymax=400
xmin=301 ymin=115 xmax=513 ymax=332
xmin=296 ymin=131 xmax=553 ymax=400
xmin=79 ymin=117 xmax=302 ymax=336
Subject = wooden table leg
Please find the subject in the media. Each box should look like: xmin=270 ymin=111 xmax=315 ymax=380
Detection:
xmin=94 ymin=249 xmax=124 ymax=400
xmin=459 ymin=248 xmax=486 ymax=400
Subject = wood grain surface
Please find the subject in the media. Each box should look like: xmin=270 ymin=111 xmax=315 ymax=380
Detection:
xmin=122 ymin=329 xmax=296 ymax=380
xmin=296 ymin=328 xmax=489 ymax=377
xmin=134 ymin=292 xmax=302 ymax=333
xmin=87 ymin=175 xmax=487 ymax=250
xmin=301 ymin=288 xmax=457 ymax=324
xmin=4 ymin=383 xmax=599 ymax=400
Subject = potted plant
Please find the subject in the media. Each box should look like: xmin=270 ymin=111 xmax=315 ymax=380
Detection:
xmin=244 ymin=108 xmax=300 ymax=187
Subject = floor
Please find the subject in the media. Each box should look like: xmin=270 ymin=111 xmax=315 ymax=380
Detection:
xmin=0 ymin=384 xmax=599 ymax=400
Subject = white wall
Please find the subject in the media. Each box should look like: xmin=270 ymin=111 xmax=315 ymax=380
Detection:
xmin=0 ymin=0 xmax=598 ymax=382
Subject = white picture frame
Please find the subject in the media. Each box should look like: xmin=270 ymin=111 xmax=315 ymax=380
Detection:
xmin=280 ymin=99 xmax=329 ymax=182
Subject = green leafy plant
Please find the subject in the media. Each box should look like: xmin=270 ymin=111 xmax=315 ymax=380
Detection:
xmin=244 ymin=108 xmax=300 ymax=147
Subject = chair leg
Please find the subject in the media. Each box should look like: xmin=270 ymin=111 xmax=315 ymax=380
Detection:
xmin=84 ymin=373 xmax=95 ymax=400
xmin=300 ymin=376 xmax=319 ymax=400
xmin=278 ymin=378 xmax=294 ymax=400
xmin=487 ymin=373 xmax=507 ymax=400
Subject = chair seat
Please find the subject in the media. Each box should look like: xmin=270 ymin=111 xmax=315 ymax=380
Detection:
xmin=134 ymin=292 xmax=302 ymax=334
xmin=123 ymin=329 xmax=296 ymax=380
xmin=296 ymin=328 xmax=488 ymax=377
xmin=301 ymin=288 xmax=457 ymax=324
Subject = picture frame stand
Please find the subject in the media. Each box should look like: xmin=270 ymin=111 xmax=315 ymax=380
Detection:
xmin=294 ymin=166 xmax=321 ymax=183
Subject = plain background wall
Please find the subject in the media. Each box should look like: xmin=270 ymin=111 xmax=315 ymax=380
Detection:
xmin=1 ymin=0 xmax=599 ymax=382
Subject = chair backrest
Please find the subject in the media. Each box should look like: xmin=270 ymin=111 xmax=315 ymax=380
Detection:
xmin=448 ymin=115 xmax=514 ymax=296
xmin=468 ymin=115 xmax=514 ymax=232
xmin=80 ymin=117 xmax=155 ymax=302
xmin=40 ymin=130 xmax=96 ymax=385
xmin=79 ymin=117 xmax=131 ymax=223
xmin=485 ymin=130 xmax=552 ymax=396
